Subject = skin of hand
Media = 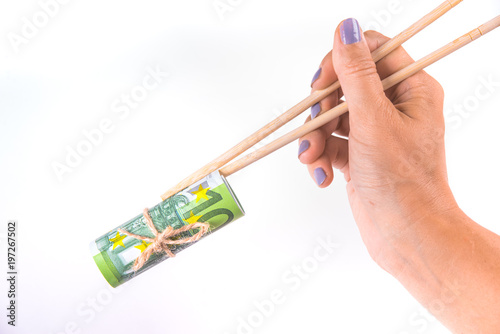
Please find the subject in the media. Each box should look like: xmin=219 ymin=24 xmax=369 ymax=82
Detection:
xmin=299 ymin=18 xmax=500 ymax=333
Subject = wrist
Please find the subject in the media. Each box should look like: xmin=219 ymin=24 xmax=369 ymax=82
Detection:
xmin=372 ymin=181 xmax=463 ymax=276
xmin=397 ymin=179 xmax=459 ymax=228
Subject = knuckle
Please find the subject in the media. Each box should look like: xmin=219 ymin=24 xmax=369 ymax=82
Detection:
xmin=421 ymin=72 xmax=444 ymax=95
xmin=417 ymin=74 xmax=445 ymax=105
xmin=330 ymin=146 xmax=341 ymax=165
xmin=364 ymin=30 xmax=390 ymax=45
xmin=405 ymin=73 xmax=445 ymax=105
xmin=430 ymin=78 xmax=445 ymax=100
xmin=326 ymin=137 xmax=342 ymax=165
xmin=341 ymin=56 xmax=378 ymax=79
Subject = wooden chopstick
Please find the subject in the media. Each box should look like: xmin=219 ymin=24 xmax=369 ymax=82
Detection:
xmin=160 ymin=0 xmax=462 ymax=200
xmin=219 ymin=15 xmax=500 ymax=177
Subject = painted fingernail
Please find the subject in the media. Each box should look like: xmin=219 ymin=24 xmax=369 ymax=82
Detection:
xmin=311 ymin=102 xmax=321 ymax=119
xmin=298 ymin=140 xmax=310 ymax=157
xmin=340 ymin=18 xmax=361 ymax=45
xmin=311 ymin=68 xmax=321 ymax=86
xmin=314 ymin=167 xmax=326 ymax=186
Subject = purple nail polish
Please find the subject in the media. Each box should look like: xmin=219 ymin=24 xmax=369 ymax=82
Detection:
xmin=311 ymin=68 xmax=321 ymax=86
xmin=311 ymin=103 xmax=321 ymax=119
xmin=298 ymin=140 xmax=310 ymax=157
xmin=314 ymin=168 xmax=326 ymax=186
xmin=340 ymin=18 xmax=361 ymax=45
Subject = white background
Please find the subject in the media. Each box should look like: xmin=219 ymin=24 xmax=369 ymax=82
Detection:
xmin=1 ymin=0 xmax=499 ymax=333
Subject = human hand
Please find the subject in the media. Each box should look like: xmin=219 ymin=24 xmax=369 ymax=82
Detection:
xmin=298 ymin=18 xmax=459 ymax=272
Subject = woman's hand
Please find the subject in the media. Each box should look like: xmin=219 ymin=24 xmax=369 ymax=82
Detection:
xmin=299 ymin=18 xmax=500 ymax=333
xmin=299 ymin=18 xmax=456 ymax=270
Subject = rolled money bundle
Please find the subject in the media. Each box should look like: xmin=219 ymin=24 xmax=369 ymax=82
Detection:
xmin=91 ymin=171 xmax=244 ymax=287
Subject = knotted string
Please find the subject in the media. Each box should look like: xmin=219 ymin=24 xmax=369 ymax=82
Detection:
xmin=118 ymin=208 xmax=209 ymax=271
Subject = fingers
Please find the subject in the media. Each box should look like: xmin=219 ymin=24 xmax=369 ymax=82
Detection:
xmin=363 ymin=30 xmax=411 ymax=80
xmin=363 ymin=30 xmax=444 ymax=120
xmin=301 ymin=19 xmax=445 ymax=191
xmin=323 ymin=111 xmax=350 ymax=138
xmin=311 ymin=50 xmax=338 ymax=90
xmin=325 ymin=135 xmax=349 ymax=171
xmin=305 ymin=136 xmax=349 ymax=188
xmin=311 ymin=89 xmax=339 ymax=120
xmin=298 ymin=112 xmax=349 ymax=164
xmin=309 ymin=31 xmax=391 ymax=135
xmin=298 ymin=127 xmax=326 ymax=164
xmin=307 ymin=155 xmax=333 ymax=188
xmin=310 ymin=50 xmax=341 ymax=122
xmin=332 ymin=18 xmax=395 ymax=135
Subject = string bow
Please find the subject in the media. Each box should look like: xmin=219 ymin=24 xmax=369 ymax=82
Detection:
xmin=118 ymin=208 xmax=209 ymax=271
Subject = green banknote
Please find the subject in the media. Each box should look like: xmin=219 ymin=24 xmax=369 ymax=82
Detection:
xmin=90 ymin=171 xmax=244 ymax=287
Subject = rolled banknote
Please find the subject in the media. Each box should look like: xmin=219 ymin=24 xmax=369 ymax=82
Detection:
xmin=90 ymin=171 xmax=244 ymax=287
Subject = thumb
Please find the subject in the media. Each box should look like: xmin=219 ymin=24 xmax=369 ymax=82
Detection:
xmin=332 ymin=18 xmax=393 ymax=128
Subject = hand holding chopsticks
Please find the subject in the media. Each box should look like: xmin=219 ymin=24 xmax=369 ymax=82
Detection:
xmin=161 ymin=0 xmax=500 ymax=200
xmin=220 ymin=14 xmax=500 ymax=177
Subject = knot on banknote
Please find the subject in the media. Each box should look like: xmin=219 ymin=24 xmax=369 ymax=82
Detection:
xmin=118 ymin=208 xmax=209 ymax=271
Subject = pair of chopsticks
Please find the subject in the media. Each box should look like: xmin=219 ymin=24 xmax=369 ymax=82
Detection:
xmin=161 ymin=0 xmax=500 ymax=201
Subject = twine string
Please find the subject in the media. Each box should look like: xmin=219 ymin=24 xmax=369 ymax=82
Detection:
xmin=118 ymin=208 xmax=209 ymax=271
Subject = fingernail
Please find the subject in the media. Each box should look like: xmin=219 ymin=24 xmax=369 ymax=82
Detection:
xmin=311 ymin=68 xmax=321 ymax=86
xmin=340 ymin=18 xmax=361 ymax=45
xmin=314 ymin=168 xmax=326 ymax=186
xmin=311 ymin=102 xmax=321 ymax=119
xmin=298 ymin=140 xmax=310 ymax=157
